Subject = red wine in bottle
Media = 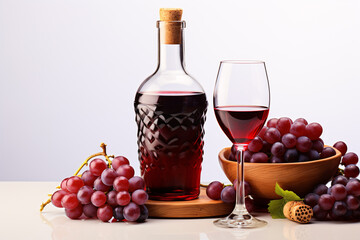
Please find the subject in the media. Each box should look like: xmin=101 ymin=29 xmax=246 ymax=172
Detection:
xmin=135 ymin=91 xmax=207 ymax=200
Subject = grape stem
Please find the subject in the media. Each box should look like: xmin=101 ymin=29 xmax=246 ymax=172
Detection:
xmin=40 ymin=142 xmax=114 ymax=212
xmin=40 ymin=199 xmax=51 ymax=212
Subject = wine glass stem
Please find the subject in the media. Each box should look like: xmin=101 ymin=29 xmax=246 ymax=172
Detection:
xmin=234 ymin=144 xmax=247 ymax=214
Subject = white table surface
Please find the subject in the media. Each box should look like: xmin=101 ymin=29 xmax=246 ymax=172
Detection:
xmin=1 ymin=182 xmax=360 ymax=240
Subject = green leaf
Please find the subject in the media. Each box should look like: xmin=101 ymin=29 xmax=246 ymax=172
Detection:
xmin=267 ymin=182 xmax=303 ymax=219
xmin=274 ymin=182 xmax=286 ymax=197
xmin=268 ymin=199 xmax=286 ymax=219
xmin=283 ymin=190 xmax=302 ymax=202
xmin=274 ymin=182 xmax=302 ymax=201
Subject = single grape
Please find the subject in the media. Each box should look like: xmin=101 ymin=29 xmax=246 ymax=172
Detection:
xmin=91 ymin=191 xmax=107 ymax=207
xmin=290 ymin=122 xmax=306 ymax=137
xmin=51 ymin=190 xmax=68 ymax=208
xmin=112 ymin=156 xmax=130 ymax=170
xmin=113 ymin=206 xmax=124 ymax=221
xmin=346 ymin=179 xmax=360 ymax=196
xmin=77 ymin=185 xmax=94 ymax=205
xmin=61 ymin=193 xmax=79 ymax=210
xmin=304 ymin=193 xmax=319 ymax=207
xmin=313 ymin=184 xmax=328 ymax=195
xmin=281 ymin=133 xmax=297 ymax=149
xmin=298 ymin=154 xmax=310 ymax=162
xmin=250 ymin=152 xmax=268 ymax=163
xmin=94 ymin=177 xmax=111 ymax=192
xmin=132 ymin=189 xmax=149 ymax=205
xmin=221 ymin=186 xmax=235 ymax=203
xmin=81 ymin=170 xmax=97 ymax=187
xmin=60 ymin=178 xmax=69 ymax=191
xmin=320 ymin=147 xmax=336 ymax=159
xmin=284 ymin=148 xmax=299 ymax=162
xmin=342 ymin=152 xmax=359 ymax=166
xmin=318 ymin=138 xmax=324 ymax=145
xmin=308 ymin=149 xmax=320 ymax=161
xmin=89 ymin=158 xmax=107 ymax=177
xmin=296 ymin=136 xmax=312 ymax=153
xmin=306 ymin=122 xmax=323 ymax=140
xmin=261 ymin=141 xmax=272 ymax=153
xmin=294 ymin=118 xmax=308 ymax=125
xmin=248 ymin=137 xmax=263 ymax=152
xmin=229 ymin=145 xmax=236 ymax=161
xmin=101 ymin=168 xmax=118 ymax=186
xmin=331 ymin=175 xmax=348 ymax=186
xmin=332 ymin=201 xmax=347 ymax=217
xmin=232 ymin=179 xmax=252 ymax=195
xmin=344 ymin=164 xmax=360 ymax=178
xmin=333 ymin=141 xmax=347 ymax=156
xmin=258 ymin=126 xmax=268 ymax=139
xmin=123 ymin=202 xmax=141 ymax=222
xmin=116 ymin=191 xmax=131 ymax=206
xmin=343 ymin=209 xmax=353 ymax=220
xmin=83 ymin=203 xmax=98 ymax=218
xmin=266 ymin=118 xmax=278 ymax=128
xmin=318 ymin=194 xmax=335 ymax=210
xmin=137 ymin=205 xmax=149 ymax=223
xmin=65 ymin=205 xmax=83 ymax=220
xmin=241 ymin=150 xmax=251 ymax=163
xmin=116 ymin=165 xmax=135 ymax=179
xmin=264 ymin=128 xmax=281 ymax=144
xmin=313 ymin=204 xmax=328 ymax=220
xmin=128 ymin=176 xmax=145 ymax=192
xmin=106 ymin=190 xmax=118 ymax=207
xmin=66 ymin=176 xmax=84 ymax=193
xmin=271 ymin=142 xmax=286 ymax=157
xmin=353 ymin=209 xmax=360 ymax=220
xmin=206 ymin=181 xmax=224 ymax=200
xmin=270 ymin=156 xmax=285 ymax=163
xmin=330 ymin=184 xmax=347 ymax=201
xmin=346 ymin=195 xmax=360 ymax=210
xmin=113 ymin=176 xmax=129 ymax=192
xmin=328 ymin=210 xmax=341 ymax=221
xmin=276 ymin=117 xmax=292 ymax=135
xmin=312 ymin=139 xmax=324 ymax=153
xmin=97 ymin=204 xmax=113 ymax=222
xmin=245 ymin=197 xmax=255 ymax=213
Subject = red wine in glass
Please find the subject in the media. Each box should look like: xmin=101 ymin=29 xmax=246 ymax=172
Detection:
xmin=214 ymin=106 xmax=269 ymax=144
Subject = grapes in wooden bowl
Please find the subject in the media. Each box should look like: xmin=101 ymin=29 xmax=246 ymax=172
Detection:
xmin=218 ymin=117 xmax=343 ymax=200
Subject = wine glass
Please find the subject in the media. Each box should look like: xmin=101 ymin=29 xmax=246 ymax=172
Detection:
xmin=213 ymin=60 xmax=270 ymax=228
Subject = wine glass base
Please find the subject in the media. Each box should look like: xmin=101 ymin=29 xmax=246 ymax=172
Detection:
xmin=214 ymin=213 xmax=267 ymax=229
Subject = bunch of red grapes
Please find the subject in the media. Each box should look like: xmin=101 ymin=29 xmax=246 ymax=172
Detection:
xmin=304 ymin=140 xmax=360 ymax=221
xmin=305 ymin=176 xmax=360 ymax=220
xmin=206 ymin=180 xmax=255 ymax=212
xmin=229 ymin=117 xmax=329 ymax=163
xmin=51 ymin=156 xmax=149 ymax=223
xmin=228 ymin=117 xmax=358 ymax=173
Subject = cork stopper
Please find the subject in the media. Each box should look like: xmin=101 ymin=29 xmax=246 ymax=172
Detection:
xmin=159 ymin=8 xmax=183 ymax=44
xmin=160 ymin=8 xmax=183 ymax=21
xmin=283 ymin=201 xmax=313 ymax=224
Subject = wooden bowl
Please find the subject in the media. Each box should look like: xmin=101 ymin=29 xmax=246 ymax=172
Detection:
xmin=218 ymin=146 xmax=342 ymax=200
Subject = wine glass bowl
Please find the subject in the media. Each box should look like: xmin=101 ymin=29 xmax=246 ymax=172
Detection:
xmin=218 ymin=146 xmax=342 ymax=200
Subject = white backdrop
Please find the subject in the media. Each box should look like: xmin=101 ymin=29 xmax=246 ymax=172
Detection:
xmin=1 ymin=0 xmax=359 ymax=181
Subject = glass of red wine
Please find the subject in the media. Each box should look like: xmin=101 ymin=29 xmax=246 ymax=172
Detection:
xmin=213 ymin=60 xmax=270 ymax=228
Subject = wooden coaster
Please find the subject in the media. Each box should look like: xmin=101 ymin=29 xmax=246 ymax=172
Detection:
xmin=145 ymin=188 xmax=234 ymax=218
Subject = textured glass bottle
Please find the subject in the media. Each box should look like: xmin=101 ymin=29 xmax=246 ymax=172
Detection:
xmin=134 ymin=19 xmax=207 ymax=200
